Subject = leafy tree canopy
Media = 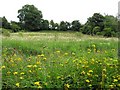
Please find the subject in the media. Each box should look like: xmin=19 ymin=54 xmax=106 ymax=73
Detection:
xmin=17 ymin=4 xmax=43 ymax=31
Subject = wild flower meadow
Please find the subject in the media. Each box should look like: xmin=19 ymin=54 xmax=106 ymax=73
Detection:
xmin=1 ymin=32 xmax=119 ymax=89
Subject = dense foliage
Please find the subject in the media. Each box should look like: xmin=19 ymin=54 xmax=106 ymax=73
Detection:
xmin=1 ymin=4 xmax=119 ymax=37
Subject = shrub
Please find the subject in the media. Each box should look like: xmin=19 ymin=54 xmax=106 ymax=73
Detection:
xmin=11 ymin=23 xmax=21 ymax=32
xmin=2 ymin=28 xmax=10 ymax=37
xmin=93 ymin=26 xmax=100 ymax=35
xmin=103 ymin=28 xmax=116 ymax=37
xmin=96 ymin=32 xmax=102 ymax=35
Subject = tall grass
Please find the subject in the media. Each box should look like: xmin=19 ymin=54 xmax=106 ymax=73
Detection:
xmin=1 ymin=32 xmax=119 ymax=89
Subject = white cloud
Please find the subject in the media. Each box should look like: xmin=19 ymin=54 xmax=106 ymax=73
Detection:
xmin=0 ymin=0 xmax=119 ymax=24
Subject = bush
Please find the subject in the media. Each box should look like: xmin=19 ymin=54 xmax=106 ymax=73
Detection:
xmin=93 ymin=26 xmax=100 ymax=35
xmin=103 ymin=28 xmax=116 ymax=37
xmin=96 ymin=32 xmax=102 ymax=35
xmin=2 ymin=28 xmax=10 ymax=37
xmin=11 ymin=23 xmax=21 ymax=32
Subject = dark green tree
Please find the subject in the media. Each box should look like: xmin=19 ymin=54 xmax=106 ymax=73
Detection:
xmin=66 ymin=21 xmax=71 ymax=30
xmin=59 ymin=21 xmax=68 ymax=31
xmin=83 ymin=13 xmax=105 ymax=35
xmin=82 ymin=23 xmax=92 ymax=35
xmin=54 ymin=23 xmax=59 ymax=30
xmin=41 ymin=19 xmax=49 ymax=30
xmin=92 ymin=26 xmax=101 ymax=35
xmin=17 ymin=4 xmax=43 ymax=31
xmin=88 ymin=13 xmax=104 ymax=30
xmin=71 ymin=20 xmax=81 ymax=31
xmin=102 ymin=28 xmax=114 ymax=37
xmin=104 ymin=15 xmax=117 ymax=33
xmin=2 ymin=16 xmax=10 ymax=29
xmin=50 ymin=20 xmax=55 ymax=30
xmin=10 ymin=21 xmax=21 ymax=32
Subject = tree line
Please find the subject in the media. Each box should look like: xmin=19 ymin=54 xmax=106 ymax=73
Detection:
xmin=1 ymin=4 xmax=119 ymax=37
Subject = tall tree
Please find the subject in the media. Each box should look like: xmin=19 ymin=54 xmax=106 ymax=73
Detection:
xmin=2 ymin=16 xmax=10 ymax=29
xmin=104 ymin=15 xmax=118 ymax=33
xmin=41 ymin=19 xmax=49 ymax=30
xmin=17 ymin=4 xmax=43 ymax=31
xmin=59 ymin=21 xmax=68 ymax=31
xmin=71 ymin=20 xmax=81 ymax=31
xmin=54 ymin=23 xmax=59 ymax=30
xmin=66 ymin=21 xmax=71 ymax=30
xmin=83 ymin=13 xmax=105 ymax=35
xmin=87 ymin=13 xmax=105 ymax=31
xmin=50 ymin=20 xmax=55 ymax=30
xmin=10 ymin=21 xmax=21 ymax=32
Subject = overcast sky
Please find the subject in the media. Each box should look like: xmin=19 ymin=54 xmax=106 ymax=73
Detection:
xmin=0 ymin=0 xmax=119 ymax=24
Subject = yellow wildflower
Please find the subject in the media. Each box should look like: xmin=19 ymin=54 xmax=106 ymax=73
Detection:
xmin=57 ymin=76 xmax=61 ymax=79
xmin=73 ymin=60 xmax=76 ymax=63
xmin=20 ymin=77 xmax=24 ymax=79
xmin=37 ymin=55 xmax=41 ymax=57
xmin=20 ymin=72 xmax=25 ymax=75
xmin=65 ymin=84 xmax=70 ymax=88
xmin=13 ymin=72 xmax=18 ymax=75
xmin=103 ymin=69 xmax=106 ymax=72
xmin=56 ymin=50 xmax=60 ymax=53
xmin=112 ymin=49 xmax=115 ymax=51
xmin=44 ymin=83 xmax=48 ymax=86
xmin=33 ymin=65 xmax=37 ymax=68
xmin=60 ymin=64 xmax=64 ymax=66
xmin=27 ymin=65 xmax=32 ymax=68
xmin=43 ymin=58 xmax=47 ymax=61
xmin=89 ymin=84 xmax=92 ymax=87
xmin=92 ymin=44 xmax=96 ymax=48
xmin=18 ymin=58 xmax=22 ymax=61
xmin=87 ymin=49 xmax=91 ymax=52
xmin=16 ymin=83 xmax=20 ymax=87
xmin=87 ymin=73 xmax=91 ymax=76
xmin=72 ymin=52 xmax=75 ymax=55
xmin=109 ymin=85 xmax=114 ymax=88
xmin=38 ymin=68 xmax=42 ymax=70
xmin=88 ymin=52 xmax=90 ymax=54
xmin=65 ymin=61 xmax=68 ymax=64
xmin=47 ymin=75 xmax=51 ymax=78
xmin=118 ymin=84 xmax=120 ymax=87
xmin=113 ymin=79 xmax=118 ymax=82
xmin=38 ymin=86 xmax=42 ymax=88
xmin=34 ymin=81 xmax=40 ymax=86
xmin=95 ymin=74 xmax=98 ymax=77
xmin=64 ymin=53 xmax=68 ymax=55
xmin=89 ymin=70 xmax=93 ymax=73
xmin=1 ymin=66 xmax=5 ymax=69
xmin=10 ymin=60 xmax=14 ymax=62
xmin=36 ymin=61 xmax=40 ymax=64
xmin=118 ymin=77 xmax=120 ymax=80
xmin=14 ymin=54 xmax=16 ymax=56
xmin=81 ymin=71 xmax=85 ymax=75
xmin=97 ymin=50 xmax=100 ymax=53
xmin=40 ymin=54 xmax=44 ymax=57
xmin=86 ymin=79 xmax=90 ymax=83
xmin=29 ymin=70 xmax=32 ymax=73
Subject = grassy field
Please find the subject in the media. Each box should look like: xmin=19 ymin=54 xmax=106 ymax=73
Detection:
xmin=1 ymin=32 xmax=119 ymax=89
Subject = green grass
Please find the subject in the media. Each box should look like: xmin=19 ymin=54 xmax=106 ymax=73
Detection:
xmin=1 ymin=32 xmax=119 ymax=89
